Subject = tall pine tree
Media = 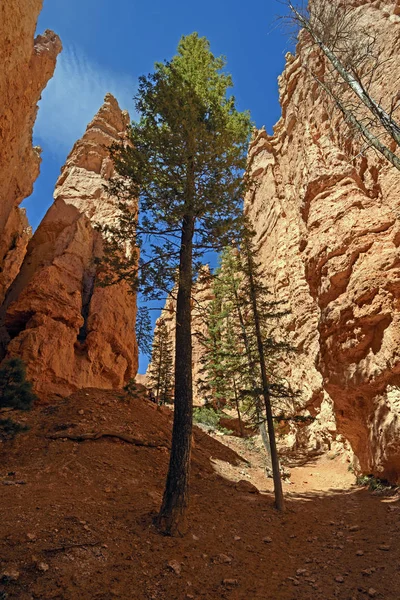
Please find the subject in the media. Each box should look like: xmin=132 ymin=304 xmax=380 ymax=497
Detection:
xmin=100 ymin=33 xmax=252 ymax=534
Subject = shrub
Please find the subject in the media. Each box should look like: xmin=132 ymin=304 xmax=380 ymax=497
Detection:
xmin=193 ymin=406 xmax=220 ymax=429
xmin=124 ymin=378 xmax=138 ymax=397
xmin=356 ymin=474 xmax=390 ymax=492
xmin=0 ymin=358 xmax=37 ymax=410
xmin=0 ymin=418 xmax=29 ymax=442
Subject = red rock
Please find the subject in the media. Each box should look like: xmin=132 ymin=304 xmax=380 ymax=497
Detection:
xmin=2 ymin=95 xmax=138 ymax=396
xmin=0 ymin=1 xmax=61 ymax=302
xmin=245 ymin=0 xmax=400 ymax=483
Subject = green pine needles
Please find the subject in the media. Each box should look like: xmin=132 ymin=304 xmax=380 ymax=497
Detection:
xmin=101 ymin=32 xmax=252 ymax=295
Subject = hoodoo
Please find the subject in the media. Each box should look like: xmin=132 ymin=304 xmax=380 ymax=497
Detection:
xmin=0 ymin=95 xmax=138 ymax=397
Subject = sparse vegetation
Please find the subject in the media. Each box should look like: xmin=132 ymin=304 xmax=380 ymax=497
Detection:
xmin=0 ymin=358 xmax=37 ymax=411
xmin=356 ymin=474 xmax=393 ymax=492
xmin=0 ymin=418 xmax=29 ymax=442
xmin=193 ymin=406 xmax=220 ymax=429
xmin=124 ymin=378 xmax=139 ymax=397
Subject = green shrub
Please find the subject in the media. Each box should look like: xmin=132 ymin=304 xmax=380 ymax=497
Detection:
xmin=217 ymin=426 xmax=234 ymax=435
xmin=0 ymin=358 xmax=37 ymax=410
xmin=0 ymin=418 xmax=29 ymax=442
xmin=193 ymin=406 xmax=220 ymax=428
xmin=356 ymin=474 xmax=390 ymax=492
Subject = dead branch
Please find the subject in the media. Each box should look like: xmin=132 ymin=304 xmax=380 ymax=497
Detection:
xmin=46 ymin=431 xmax=168 ymax=448
xmin=44 ymin=540 xmax=102 ymax=553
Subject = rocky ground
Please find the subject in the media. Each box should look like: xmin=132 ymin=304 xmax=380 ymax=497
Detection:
xmin=0 ymin=388 xmax=399 ymax=600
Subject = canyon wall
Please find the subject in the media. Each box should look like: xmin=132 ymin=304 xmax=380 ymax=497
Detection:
xmin=1 ymin=95 xmax=138 ymax=397
xmin=246 ymin=0 xmax=400 ymax=481
xmin=0 ymin=0 xmax=62 ymax=303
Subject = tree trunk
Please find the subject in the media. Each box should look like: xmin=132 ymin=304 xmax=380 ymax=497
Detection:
xmin=156 ymin=214 xmax=194 ymax=536
xmin=258 ymin=418 xmax=272 ymax=462
xmin=232 ymin=376 xmax=244 ymax=437
xmin=156 ymin=338 xmax=163 ymax=402
xmin=231 ymin=278 xmax=270 ymax=459
xmin=289 ymin=1 xmax=400 ymax=169
xmin=312 ymin=72 xmax=400 ymax=172
xmin=245 ymin=245 xmax=284 ymax=512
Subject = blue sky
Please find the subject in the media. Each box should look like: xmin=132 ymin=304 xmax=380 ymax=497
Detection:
xmin=27 ymin=0 xmax=293 ymax=372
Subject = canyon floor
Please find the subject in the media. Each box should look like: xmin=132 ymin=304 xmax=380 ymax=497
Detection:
xmin=0 ymin=389 xmax=399 ymax=600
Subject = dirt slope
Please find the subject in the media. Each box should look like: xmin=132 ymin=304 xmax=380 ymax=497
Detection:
xmin=0 ymin=389 xmax=399 ymax=600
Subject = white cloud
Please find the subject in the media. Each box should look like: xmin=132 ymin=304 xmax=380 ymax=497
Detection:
xmin=34 ymin=44 xmax=137 ymax=156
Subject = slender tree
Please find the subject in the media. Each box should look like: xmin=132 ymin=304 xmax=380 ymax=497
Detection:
xmin=136 ymin=305 xmax=153 ymax=357
xmin=240 ymin=232 xmax=286 ymax=510
xmin=199 ymin=243 xmax=299 ymax=498
xmin=100 ymin=33 xmax=252 ymax=534
xmin=148 ymin=319 xmax=174 ymax=404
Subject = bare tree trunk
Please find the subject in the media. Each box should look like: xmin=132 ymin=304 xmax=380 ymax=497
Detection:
xmin=232 ymin=376 xmax=244 ymax=437
xmin=312 ymin=73 xmax=400 ymax=171
xmin=288 ymin=1 xmax=400 ymax=170
xmin=156 ymin=338 xmax=163 ymax=402
xmin=156 ymin=214 xmax=194 ymax=536
xmin=258 ymin=418 xmax=272 ymax=461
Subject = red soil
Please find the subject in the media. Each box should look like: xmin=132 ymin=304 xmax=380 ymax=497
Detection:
xmin=0 ymin=388 xmax=399 ymax=599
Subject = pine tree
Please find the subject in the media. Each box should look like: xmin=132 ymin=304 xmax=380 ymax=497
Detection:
xmin=100 ymin=33 xmax=252 ymax=534
xmin=200 ymin=239 xmax=299 ymax=511
xmin=148 ymin=319 xmax=174 ymax=404
xmin=237 ymin=228 xmax=296 ymax=511
xmin=136 ymin=306 xmax=153 ymax=357
xmin=198 ymin=257 xmax=245 ymax=433
xmin=0 ymin=358 xmax=37 ymax=411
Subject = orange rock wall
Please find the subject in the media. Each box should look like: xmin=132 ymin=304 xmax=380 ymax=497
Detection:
xmin=246 ymin=0 xmax=400 ymax=480
xmin=0 ymin=0 xmax=61 ymax=302
xmin=1 ymin=95 xmax=138 ymax=396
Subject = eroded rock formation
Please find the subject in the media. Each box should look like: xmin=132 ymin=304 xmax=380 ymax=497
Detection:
xmin=0 ymin=0 xmax=62 ymax=302
xmin=246 ymin=0 xmax=400 ymax=481
xmin=146 ymin=267 xmax=213 ymax=405
xmin=1 ymin=94 xmax=138 ymax=397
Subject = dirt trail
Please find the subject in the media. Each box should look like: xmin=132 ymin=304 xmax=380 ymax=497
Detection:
xmin=0 ymin=389 xmax=399 ymax=600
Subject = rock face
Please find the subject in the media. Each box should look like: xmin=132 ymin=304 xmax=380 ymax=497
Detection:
xmin=147 ymin=267 xmax=213 ymax=405
xmin=246 ymin=1 xmax=400 ymax=481
xmin=0 ymin=0 xmax=62 ymax=302
xmin=1 ymin=95 xmax=138 ymax=397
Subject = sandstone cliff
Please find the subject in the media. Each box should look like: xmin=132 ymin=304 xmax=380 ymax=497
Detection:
xmin=0 ymin=94 xmax=138 ymax=397
xmin=246 ymin=0 xmax=400 ymax=481
xmin=0 ymin=0 xmax=62 ymax=302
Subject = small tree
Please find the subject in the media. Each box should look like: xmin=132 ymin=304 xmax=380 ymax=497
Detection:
xmin=239 ymin=231 xmax=286 ymax=511
xmin=148 ymin=319 xmax=174 ymax=404
xmin=101 ymin=33 xmax=252 ymax=534
xmin=136 ymin=305 xmax=153 ymax=357
xmin=0 ymin=358 xmax=37 ymax=410
xmin=284 ymin=0 xmax=400 ymax=170
xmin=198 ymin=254 xmax=245 ymax=431
xmin=199 ymin=242 xmax=300 ymax=505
